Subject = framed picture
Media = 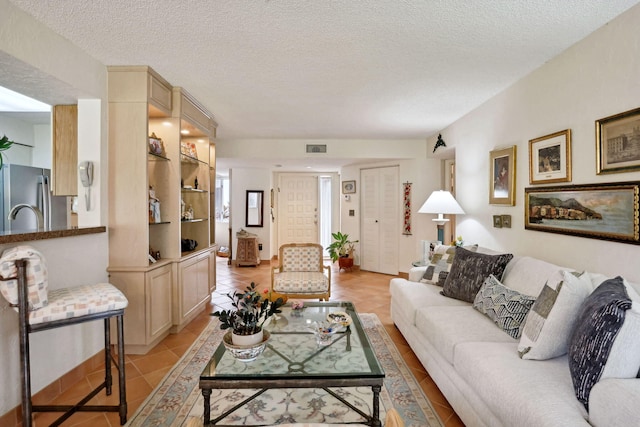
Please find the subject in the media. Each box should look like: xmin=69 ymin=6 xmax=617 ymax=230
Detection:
xmin=180 ymin=141 xmax=198 ymax=159
xmin=501 ymin=215 xmax=512 ymax=228
xmin=489 ymin=146 xmax=516 ymax=205
xmin=524 ymin=182 xmax=640 ymax=244
xmin=148 ymin=133 xmax=166 ymax=157
xmin=529 ymin=129 xmax=571 ymax=184
xmin=493 ymin=215 xmax=503 ymax=228
xmin=342 ymin=180 xmax=356 ymax=194
xmin=596 ymin=107 xmax=640 ymax=174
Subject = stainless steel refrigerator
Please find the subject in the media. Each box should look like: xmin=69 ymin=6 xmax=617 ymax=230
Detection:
xmin=0 ymin=164 xmax=68 ymax=232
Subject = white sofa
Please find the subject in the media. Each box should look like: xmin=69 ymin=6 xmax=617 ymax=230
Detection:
xmin=390 ymin=249 xmax=640 ymax=427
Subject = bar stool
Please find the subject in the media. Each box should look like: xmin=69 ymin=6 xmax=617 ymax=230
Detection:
xmin=2 ymin=256 xmax=128 ymax=426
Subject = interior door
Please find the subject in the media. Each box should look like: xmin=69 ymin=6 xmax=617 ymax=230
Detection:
xmin=361 ymin=166 xmax=399 ymax=275
xmin=277 ymin=174 xmax=319 ymax=245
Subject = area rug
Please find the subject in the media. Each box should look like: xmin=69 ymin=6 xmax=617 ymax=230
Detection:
xmin=126 ymin=313 xmax=443 ymax=427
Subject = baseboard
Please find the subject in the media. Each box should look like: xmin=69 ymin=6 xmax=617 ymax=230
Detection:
xmin=1 ymin=349 xmax=104 ymax=426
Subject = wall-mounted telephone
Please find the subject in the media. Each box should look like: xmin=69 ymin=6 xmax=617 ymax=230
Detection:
xmin=79 ymin=161 xmax=93 ymax=187
xmin=78 ymin=161 xmax=94 ymax=210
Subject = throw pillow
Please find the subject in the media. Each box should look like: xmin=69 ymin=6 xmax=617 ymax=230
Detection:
xmin=568 ymin=276 xmax=640 ymax=410
xmin=473 ymin=275 xmax=536 ymax=339
xmin=518 ymin=270 xmax=591 ymax=360
xmin=441 ymin=247 xmax=513 ymax=303
xmin=420 ymin=244 xmax=478 ymax=286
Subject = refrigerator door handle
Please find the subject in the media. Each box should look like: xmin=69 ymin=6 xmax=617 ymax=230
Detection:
xmin=39 ymin=175 xmax=51 ymax=230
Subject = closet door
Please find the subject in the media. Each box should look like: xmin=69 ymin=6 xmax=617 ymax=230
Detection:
xmin=360 ymin=166 xmax=399 ymax=275
xmin=277 ymin=174 xmax=319 ymax=245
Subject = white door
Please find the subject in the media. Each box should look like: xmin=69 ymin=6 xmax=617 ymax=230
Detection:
xmin=277 ymin=174 xmax=319 ymax=245
xmin=360 ymin=166 xmax=399 ymax=275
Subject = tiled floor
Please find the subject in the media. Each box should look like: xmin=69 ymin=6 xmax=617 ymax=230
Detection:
xmin=23 ymin=258 xmax=465 ymax=427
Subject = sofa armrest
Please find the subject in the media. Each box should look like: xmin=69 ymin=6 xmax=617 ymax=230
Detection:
xmin=589 ymin=378 xmax=640 ymax=427
xmin=408 ymin=266 xmax=427 ymax=283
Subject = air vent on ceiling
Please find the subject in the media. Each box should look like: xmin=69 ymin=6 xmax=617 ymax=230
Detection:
xmin=306 ymin=144 xmax=327 ymax=153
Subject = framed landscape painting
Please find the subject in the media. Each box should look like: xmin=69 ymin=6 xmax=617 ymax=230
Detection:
xmin=490 ymin=146 xmax=516 ymax=205
xmin=596 ymin=107 xmax=640 ymax=174
xmin=524 ymin=182 xmax=640 ymax=244
xmin=529 ymin=129 xmax=571 ymax=184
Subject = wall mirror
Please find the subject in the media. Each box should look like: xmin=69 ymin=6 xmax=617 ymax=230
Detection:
xmin=246 ymin=190 xmax=263 ymax=227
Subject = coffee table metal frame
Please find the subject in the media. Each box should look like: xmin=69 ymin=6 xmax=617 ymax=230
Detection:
xmin=199 ymin=301 xmax=384 ymax=427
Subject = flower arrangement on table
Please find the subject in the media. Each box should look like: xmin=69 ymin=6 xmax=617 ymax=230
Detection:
xmin=450 ymin=236 xmax=464 ymax=247
xmin=211 ymin=282 xmax=285 ymax=337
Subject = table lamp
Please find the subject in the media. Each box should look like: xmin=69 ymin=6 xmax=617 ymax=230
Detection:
xmin=418 ymin=190 xmax=465 ymax=244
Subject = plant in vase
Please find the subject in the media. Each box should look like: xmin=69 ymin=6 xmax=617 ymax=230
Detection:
xmin=326 ymin=231 xmax=358 ymax=270
xmin=211 ymin=282 xmax=285 ymax=346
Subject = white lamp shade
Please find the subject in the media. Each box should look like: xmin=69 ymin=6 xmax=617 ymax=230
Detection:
xmin=418 ymin=190 xmax=465 ymax=215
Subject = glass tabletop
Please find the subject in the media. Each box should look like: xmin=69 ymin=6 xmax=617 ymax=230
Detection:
xmin=201 ymin=301 xmax=384 ymax=380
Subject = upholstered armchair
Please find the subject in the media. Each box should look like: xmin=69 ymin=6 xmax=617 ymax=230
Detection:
xmin=271 ymin=243 xmax=331 ymax=301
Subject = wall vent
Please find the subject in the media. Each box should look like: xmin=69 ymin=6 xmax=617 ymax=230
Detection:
xmin=306 ymin=144 xmax=327 ymax=153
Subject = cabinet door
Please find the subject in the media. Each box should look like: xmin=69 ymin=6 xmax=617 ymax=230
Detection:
xmin=52 ymin=105 xmax=78 ymax=196
xmin=177 ymin=253 xmax=210 ymax=322
xmin=146 ymin=263 xmax=173 ymax=341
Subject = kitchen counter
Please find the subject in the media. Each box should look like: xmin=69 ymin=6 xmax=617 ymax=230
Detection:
xmin=0 ymin=226 xmax=106 ymax=244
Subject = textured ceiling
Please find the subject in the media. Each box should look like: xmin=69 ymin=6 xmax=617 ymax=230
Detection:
xmin=7 ymin=0 xmax=640 ymax=141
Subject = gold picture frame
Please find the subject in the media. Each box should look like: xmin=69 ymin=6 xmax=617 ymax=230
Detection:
xmin=529 ymin=129 xmax=571 ymax=184
xmin=489 ymin=146 xmax=516 ymax=205
xmin=596 ymin=107 xmax=640 ymax=174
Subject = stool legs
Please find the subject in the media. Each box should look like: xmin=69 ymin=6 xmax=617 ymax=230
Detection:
xmin=116 ymin=313 xmax=128 ymax=424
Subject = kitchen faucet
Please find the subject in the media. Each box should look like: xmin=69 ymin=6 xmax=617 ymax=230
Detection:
xmin=8 ymin=204 xmax=45 ymax=231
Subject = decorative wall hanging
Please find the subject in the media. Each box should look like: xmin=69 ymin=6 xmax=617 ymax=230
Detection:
xmin=596 ymin=106 xmax=640 ymax=174
xmin=490 ymin=146 xmax=517 ymax=205
xmin=433 ymin=134 xmax=446 ymax=153
xmin=529 ymin=129 xmax=572 ymax=184
xmin=501 ymin=215 xmax=512 ymax=228
xmin=524 ymin=182 xmax=640 ymax=244
xmin=402 ymin=182 xmax=412 ymax=235
xmin=342 ymin=180 xmax=356 ymax=194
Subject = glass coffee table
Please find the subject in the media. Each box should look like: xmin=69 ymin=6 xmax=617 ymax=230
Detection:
xmin=200 ymin=301 xmax=385 ymax=426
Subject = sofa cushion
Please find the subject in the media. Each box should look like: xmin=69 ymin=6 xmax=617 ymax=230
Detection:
xmin=454 ymin=341 xmax=588 ymax=427
xmin=589 ymin=378 xmax=640 ymax=427
xmin=473 ymin=275 xmax=536 ymax=339
xmin=501 ymin=256 xmax=569 ymax=297
xmin=420 ymin=244 xmax=478 ymax=286
xmin=415 ymin=305 xmax=515 ymax=364
xmin=441 ymin=247 xmax=513 ymax=303
xmin=389 ymin=278 xmax=468 ymax=326
xmin=568 ymin=276 xmax=640 ymax=410
xmin=518 ymin=270 xmax=592 ymax=360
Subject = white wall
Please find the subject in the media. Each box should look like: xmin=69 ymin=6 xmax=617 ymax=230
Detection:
xmin=440 ymin=3 xmax=640 ymax=283
xmin=0 ymin=0 xmax=109 ymax=415
xmin=0 ymin=115 xmax=36 ymax=166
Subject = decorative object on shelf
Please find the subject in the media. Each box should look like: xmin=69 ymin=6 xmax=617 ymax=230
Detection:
xmin=501 ymin=215 xmax=512 ymax=228
xmin=180 ymin=141 xmax=198 ymax=159
xmin=529 ymin=129 xmax=572 ymax=184
xmin=326 ymin=231 xmax=358 ymax=271
xmin=194 ymin=176 xmax=199 ymax=189
xmin=341 ymin=180 xmax=356 ymax=194
xmin=490 ymin=146 xmax=517 ymax=205
xmin=222 ymin=329 xmax=271 ymax=362
xmin=433 ymin=134 xmax=446 ymax=153
xmin=524 ymin=182 xmax=640 ymax=244
xmin=181 ymin=238 xmax=198 ymax=252
xmin=211 ymin=282 xmax=284 ymax=347
xmin=493 ymin=215 xmax=503 ymax=228
xmin=596 ymin=106 xmax=640 ymax=174
xmin=402 ymin=182 xmax=412 ymax=235
xmin=0 ymin=134 xmax=15 ymax=169
xmin=149 ymin=186 xmax=161 ymax=223
xmin=418 ymin=190 xmax=465 ymax=244
xmin=148 ymin=132 xmax=165 ymax=156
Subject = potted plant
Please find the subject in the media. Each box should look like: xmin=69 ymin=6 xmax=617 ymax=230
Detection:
xmin=0 ymin=135 xmax=15 ymax=169
xmin=326 ymin=231 xmax=358 ymax=270
xmin=211 ymin=282 xmax=284 ymax=346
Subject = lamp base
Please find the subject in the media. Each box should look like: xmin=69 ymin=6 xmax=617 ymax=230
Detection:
xmin=436 ymin=225 xmax=445 ymax=245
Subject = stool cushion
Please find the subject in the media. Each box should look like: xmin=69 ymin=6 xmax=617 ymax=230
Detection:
xmin=25 ymin=283 xmax=128 ymax=325
xmin=0 ymin=246 xmax=48 ymax=310
xmin=273 ymin=271 xmax=329 ymax=294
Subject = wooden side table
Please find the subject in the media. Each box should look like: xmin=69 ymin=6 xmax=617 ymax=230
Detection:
xmin=236 ymin=236 xmax=260 ymax=266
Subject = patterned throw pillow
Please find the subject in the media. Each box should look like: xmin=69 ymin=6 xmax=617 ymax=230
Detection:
xmin=473 ymin=275 xmax=536 ymax=339
xmin=568 ymin=277 xmax=640 ymax=410
xmin=518 ymin=270 xmax=591 ymax=360
xmin=420 ymin=244 xmax=478 ymax=286
xmin=441 ymin=247 xmax=513 ymax=303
